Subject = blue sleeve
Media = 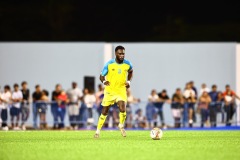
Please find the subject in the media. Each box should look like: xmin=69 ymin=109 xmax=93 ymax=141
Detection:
xmin=101 ymin=62 xmax=109 ymax=76
xmin=124 ymin=59 xmax=133 ymax=71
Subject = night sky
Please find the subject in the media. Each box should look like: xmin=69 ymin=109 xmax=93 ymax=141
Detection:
xmin=1 ymin=0 xmax=240 ymax=41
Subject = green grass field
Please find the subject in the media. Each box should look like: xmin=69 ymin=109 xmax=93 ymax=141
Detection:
xmin=0 ymin=130 xmax=240 ymax=160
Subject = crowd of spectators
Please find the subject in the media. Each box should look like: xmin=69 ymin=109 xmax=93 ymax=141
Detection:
xmin=0 ymin=81 xmax=240 ymax=131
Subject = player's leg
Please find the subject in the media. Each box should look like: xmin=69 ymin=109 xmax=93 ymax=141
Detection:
xmin=94 ymin=106 xmax=110 ymax=138
xmin=117 ymin=100 xmax=127 ymax=137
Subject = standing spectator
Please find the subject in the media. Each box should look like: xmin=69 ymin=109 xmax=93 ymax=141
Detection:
xmin=199 ymin=83 xmax=210 ymax=96
xmin=57 ymin=90 xmax=68 ymax=129
xmin=222 ymin=85 xmax=240 ymax=126
xmin=38 ymin=90 xmax=49 ymax=129
xmin=67 ymin=82 xmax=83 ymax=130
xmin=11 ymin=84 xmax=23 ymax=130
xmin=32 ymin=85 xmax=42 ymax=129
xmin=126 ymin=89 xmax=140 ymax=128
xmin=171 ymin=88 xmax=184 ymax=128
xmin=208 ymin=85 xmax=220 ymax=127
xmin=0 ymin=85 xmax=11 ymax=131
xmin=20 ymin=81 xmax=30 ymax=130
xmin=183 ymin=83 xmax=196 ymax=127
xmin=157 ymin=89 xmax=171 ymax=128
xmin=95 ymin=84 xmax=104 ymax=116
xmin=51 ymin=84 xmax=61 ymax=129
xmin=146 ymin=89 xmax=159 ymax=128
xmin=189 ymin=81 xmax=198 ymax=122
xmin=217 ymin=92 xmax=225 ymax=123
xmin=83 ymin=88 xmax=96 ymax=127
xmin=198 ymin=91 xmax=211 ymax=127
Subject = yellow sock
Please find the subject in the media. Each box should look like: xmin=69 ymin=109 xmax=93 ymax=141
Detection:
xmin=97 ymin=114 xmax=107 ymax=131
xmin=119 ymin=111 xmax=127 ymax=126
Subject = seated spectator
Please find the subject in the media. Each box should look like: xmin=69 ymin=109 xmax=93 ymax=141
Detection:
xmin=0 ymin=85 xmax=11 ymax=131
xmin=222 ymin=85 xmax=240 ymax=126
xmin=134 ymin=109 xmax=147 ymax=129
xmin=183 ymin=83 xmax=196 ymax=127
xmin=11 ymin=84 xmax=23 ymax=130
xmin=198 ymin=91 xmax=211 ymax=127
xmin=126 ymin=89 xmax=140 ymax=128
xmin=171 ymin=88 xmax=184 ymax=128
xmin=57 ymin=90 xmax=69 ymax=129
xmin=38 ymin=90 xmax=49 ymax=129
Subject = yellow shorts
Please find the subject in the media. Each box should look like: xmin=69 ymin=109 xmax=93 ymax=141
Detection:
xmin=101 ymin=90 xmax=127 ymax=107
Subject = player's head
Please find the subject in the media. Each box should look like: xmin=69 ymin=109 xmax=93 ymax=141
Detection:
xmin=115 ymin=45 xmax=125 ymax=63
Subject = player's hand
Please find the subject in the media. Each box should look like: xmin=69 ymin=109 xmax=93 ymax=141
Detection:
xmin=125 ymin=81 xmax=130 ymax=88
xmin=103 ymin=81 xmax=110 ymax=86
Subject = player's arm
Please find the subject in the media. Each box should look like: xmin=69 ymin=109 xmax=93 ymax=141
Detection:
xmin=99 ymin=75 xmax=110 ymax=86
xmin=125 ymin=69 xmax=133 ymax=88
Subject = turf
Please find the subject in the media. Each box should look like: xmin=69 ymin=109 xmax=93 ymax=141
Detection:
xmin=0 ymin=130 xmax=240 ymax=160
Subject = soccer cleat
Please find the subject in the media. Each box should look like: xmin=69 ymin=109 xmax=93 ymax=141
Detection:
xmin=118 ymin=125 xmax=126 ymax=137
xmin=94 ymin=133 xmax=100 ymax=138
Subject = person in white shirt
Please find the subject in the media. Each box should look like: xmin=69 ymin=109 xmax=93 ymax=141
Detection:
xmin=183 ymin=83 xmax=196 ymax=127
xmin=199 ymin=83 xmax=210 ymax=96
xmin=83 ymin=88 xmax=96 ymax=126
xmin=10 ymin=84 xmax=23 ymax=130
xmin=148 ymin=89 xmax=160 ymax=102
xmin=0 ymin=85 xmax=12 ymax=131
xmin=67 ymin=82 xmax=83 ymax=130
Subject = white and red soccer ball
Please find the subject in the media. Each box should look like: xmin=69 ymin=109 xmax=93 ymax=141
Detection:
xmin=150 ymin=128 xmax=163 ymax=140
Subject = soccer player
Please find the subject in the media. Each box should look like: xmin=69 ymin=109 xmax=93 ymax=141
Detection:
xmin=94 ymin=45 xmax=133 ymax=138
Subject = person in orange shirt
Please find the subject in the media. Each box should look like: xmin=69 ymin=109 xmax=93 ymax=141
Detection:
xmin=222 ymin=85 xmax=240 ymax=126
xmin=57 ymin=91 xmax=69 ymax=129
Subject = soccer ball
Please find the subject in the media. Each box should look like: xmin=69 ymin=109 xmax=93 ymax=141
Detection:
xmin=150 ymin=128 xmax=163 ymax=140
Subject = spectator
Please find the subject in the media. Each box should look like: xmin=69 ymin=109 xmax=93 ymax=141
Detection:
xmin=183 ymin=83 xmax=196 ymax=127
xmin=134 ymin=109 xmax=147 ymax=129
xmin=0 ymin=85 xmax=11 ymax=131
xmin=51 ymin=84 xmax=61 ymax=129
xmin=199 ymin=83 xmax=210 ymax=96
xmin=38 ymin=90 xmax=49 ymax=129
xmin=208 ymin=85 xmax=220 ymax=127
xmin=57 ymin=90 xmax=68 ymax=129
xmin=216 ymin=92 xmax=225 ymax=123
xmin=189 ymin=81 xmax=198 ymax=98
xmin=32 ymin=85 xmax=42 ymax=129
xmin=83 ymin=88 xmax=96 ymax=127
xmin=95 ymin=84 xmax=104 ymax=116
xmin=198 ymin=91 xmax=211 ymax=127
xmin=222 ymin=85 xmax=240 ymax=126
xmin=11 ymin=84 xmax=23 ymax=130
xmin=126 ymin=89 xmax=140 ymax=128
xmin=67 ymin=82 xmax=83 ymax=130
xmin=146 ymin=89 xmax=159 ymax=129
xmin=156 ymin=89 xmax=171 ymax=128
xmin=171 ymin=88 xmax=184 ymax=128
xmin=20 ymin=81 xmax=30 ymax=130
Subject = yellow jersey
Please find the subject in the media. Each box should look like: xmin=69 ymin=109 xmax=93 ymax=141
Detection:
xmin=101 ymin=59 xmax=133 ymax=93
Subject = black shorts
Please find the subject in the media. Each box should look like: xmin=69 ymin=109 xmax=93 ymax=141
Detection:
xmin=10 ymin=107 xmax=20 ymax=116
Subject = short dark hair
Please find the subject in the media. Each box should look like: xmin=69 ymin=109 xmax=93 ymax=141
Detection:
xmin=35 ymin=85 xmax=40 ymax=89
xmin=162 ymin=89 xmax=167 ymax=93
xmin=14 ymin=83 xmax=19 ymax=88
xmin=42 ymin=89 xmax=49 ymax=96
xmin=21 ymin=81 xmax=27 ymax=86
xmin=212 ymin=84 xmax=217 ymax=88
xmin=115 ymin=45 xmax=125 ymax=52
xmin=225 ymin=84 xmax=230 ymax=88
xmin=4 ymin=85 xmax=10 ymax=90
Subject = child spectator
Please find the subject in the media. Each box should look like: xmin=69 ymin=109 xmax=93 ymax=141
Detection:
xmin=171 ymin=88 xmax=184 ymax=128
xmin=198 ymin=91 xmax=211 ymax=127
xmin=11 ymin=84 xmax=23 ymax=130
xmin=38 ymin=90 xmax=49 ymax=129
xmin=57 ymin=90 xmax=68 ymax=129
xmin=0 ymin=85 xmax=11 ymax=131
xmin=134 ymin=109 xmax=147 ymax=129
